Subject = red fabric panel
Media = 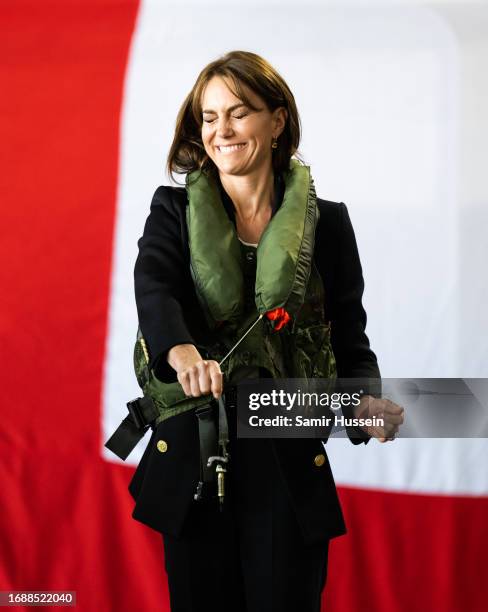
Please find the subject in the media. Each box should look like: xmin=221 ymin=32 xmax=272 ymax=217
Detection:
xmin=324 ymin=486 xmax=488 ymax=612
xmin=0 ymin=2 xmax=170 ymax=610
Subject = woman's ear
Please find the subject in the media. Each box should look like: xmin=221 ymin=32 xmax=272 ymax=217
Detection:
xmin=273 ymin=107 xmax=288 ymax=138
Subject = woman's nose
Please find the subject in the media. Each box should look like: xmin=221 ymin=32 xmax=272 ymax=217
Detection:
xmin=216 ymin=117 xmax=233 ymax=137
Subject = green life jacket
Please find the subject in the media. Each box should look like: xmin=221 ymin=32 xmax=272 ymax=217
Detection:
xmin=134 ymin=159 xmax=336 ymax=425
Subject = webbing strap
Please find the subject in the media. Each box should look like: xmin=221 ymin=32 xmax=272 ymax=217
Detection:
xmin=195 ymin=403 xmax=218 ymax=483
xmin=104 ymin=396 xmax=159 ymax=461
xmin=218 ymin=395 xmax=229 ymax=458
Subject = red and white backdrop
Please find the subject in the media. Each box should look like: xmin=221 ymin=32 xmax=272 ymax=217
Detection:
xmin=2 ymin=1 xmax=488 ymax=610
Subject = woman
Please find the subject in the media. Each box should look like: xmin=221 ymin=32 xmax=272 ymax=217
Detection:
xmin=128 ymin=50 xmax=403 ymax=612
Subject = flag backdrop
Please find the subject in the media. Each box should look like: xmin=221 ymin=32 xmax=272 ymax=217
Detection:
xmin=1 ymin=1 xmax=488 ymax=611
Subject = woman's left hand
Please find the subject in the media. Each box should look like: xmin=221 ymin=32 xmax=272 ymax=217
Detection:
xmin=353 ymin=395 xmax=405 ymax=442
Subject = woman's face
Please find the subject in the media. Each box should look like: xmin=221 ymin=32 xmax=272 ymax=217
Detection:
xmin=200 ymin=76 xmax=286 ymax=178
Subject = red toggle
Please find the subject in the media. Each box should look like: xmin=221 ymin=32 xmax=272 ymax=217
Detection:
xmin=265 ymin=307 xmax=291 ymax=331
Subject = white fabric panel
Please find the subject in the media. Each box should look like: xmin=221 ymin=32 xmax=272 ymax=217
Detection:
xmin=326 ymin=438 xmax=488 ymax=496
xmin=101 ymin=2 xmax=488 ymax=496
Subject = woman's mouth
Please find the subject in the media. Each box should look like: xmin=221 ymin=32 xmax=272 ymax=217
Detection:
xmin=216 ymin=143 xmax=247 ymax=154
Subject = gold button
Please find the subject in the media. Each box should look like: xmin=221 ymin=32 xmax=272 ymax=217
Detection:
xmin=157 ymin=440 xmax=168 ymax=453
xmin=314 ymin=454 xmax=326 ymax=467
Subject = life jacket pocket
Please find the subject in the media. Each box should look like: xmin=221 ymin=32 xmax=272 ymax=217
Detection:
xmin=292 ymin=322 xmax=336 ymax=378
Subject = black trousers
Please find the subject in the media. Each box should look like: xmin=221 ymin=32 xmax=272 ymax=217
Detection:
xmin=162 ymin=400 xmax=329 ymax=612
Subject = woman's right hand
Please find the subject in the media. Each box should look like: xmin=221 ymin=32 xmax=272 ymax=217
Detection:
xmin=167 ymin=343 xmax=223 ymax=399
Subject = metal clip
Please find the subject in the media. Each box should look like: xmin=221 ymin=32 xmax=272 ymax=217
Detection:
xmin=207 ymin=453 xmax=229 ymax=509
xmin=194 ymin=481 xmax=204 ymax=501
xmin=216 ymin=464 xmax=226 ymax=510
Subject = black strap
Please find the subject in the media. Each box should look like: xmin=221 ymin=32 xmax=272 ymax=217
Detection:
xmin=195 ymin=403 xmax=218 ymax=483
xmin=218 ymin=395 xmax=229 ymax=458
xmin=104 ymin=396 xmax=159 ymax=461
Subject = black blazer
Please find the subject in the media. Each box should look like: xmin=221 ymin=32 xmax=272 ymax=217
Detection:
xmin=128 ymin=181 xmax=381 ymax=543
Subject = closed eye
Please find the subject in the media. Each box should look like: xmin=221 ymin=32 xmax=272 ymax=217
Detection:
xmin=203 ymin=112 xmax=249 ymax=124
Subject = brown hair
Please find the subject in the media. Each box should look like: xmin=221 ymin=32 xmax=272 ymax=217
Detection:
xmin=166 ymin=50 xmax=302 ymax=183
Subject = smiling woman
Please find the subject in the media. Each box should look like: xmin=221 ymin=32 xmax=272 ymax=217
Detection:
xmin=126 ymin=49 xmax=400 ymax=612
xmin=201 ymin=78 xmax=285 ymax=175
xmin=168 ymin=51 xmax=300 ymax=179
xmin=167 ymin=52 xmax=301 ymax=246
xmin=199 ymin=75 xmax=288 ymax=244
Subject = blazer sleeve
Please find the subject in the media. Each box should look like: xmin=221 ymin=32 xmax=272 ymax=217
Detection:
xmin=329 ymin=202 xmax=381 ymax=445
xmin=134 ymin=186 xmax=195 ymax=381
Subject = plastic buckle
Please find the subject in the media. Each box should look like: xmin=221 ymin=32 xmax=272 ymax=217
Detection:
xmin=195 ymin=402 xmax=215 ymax=420
xmin=126 ymin=398 xmax=148 ymax=431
